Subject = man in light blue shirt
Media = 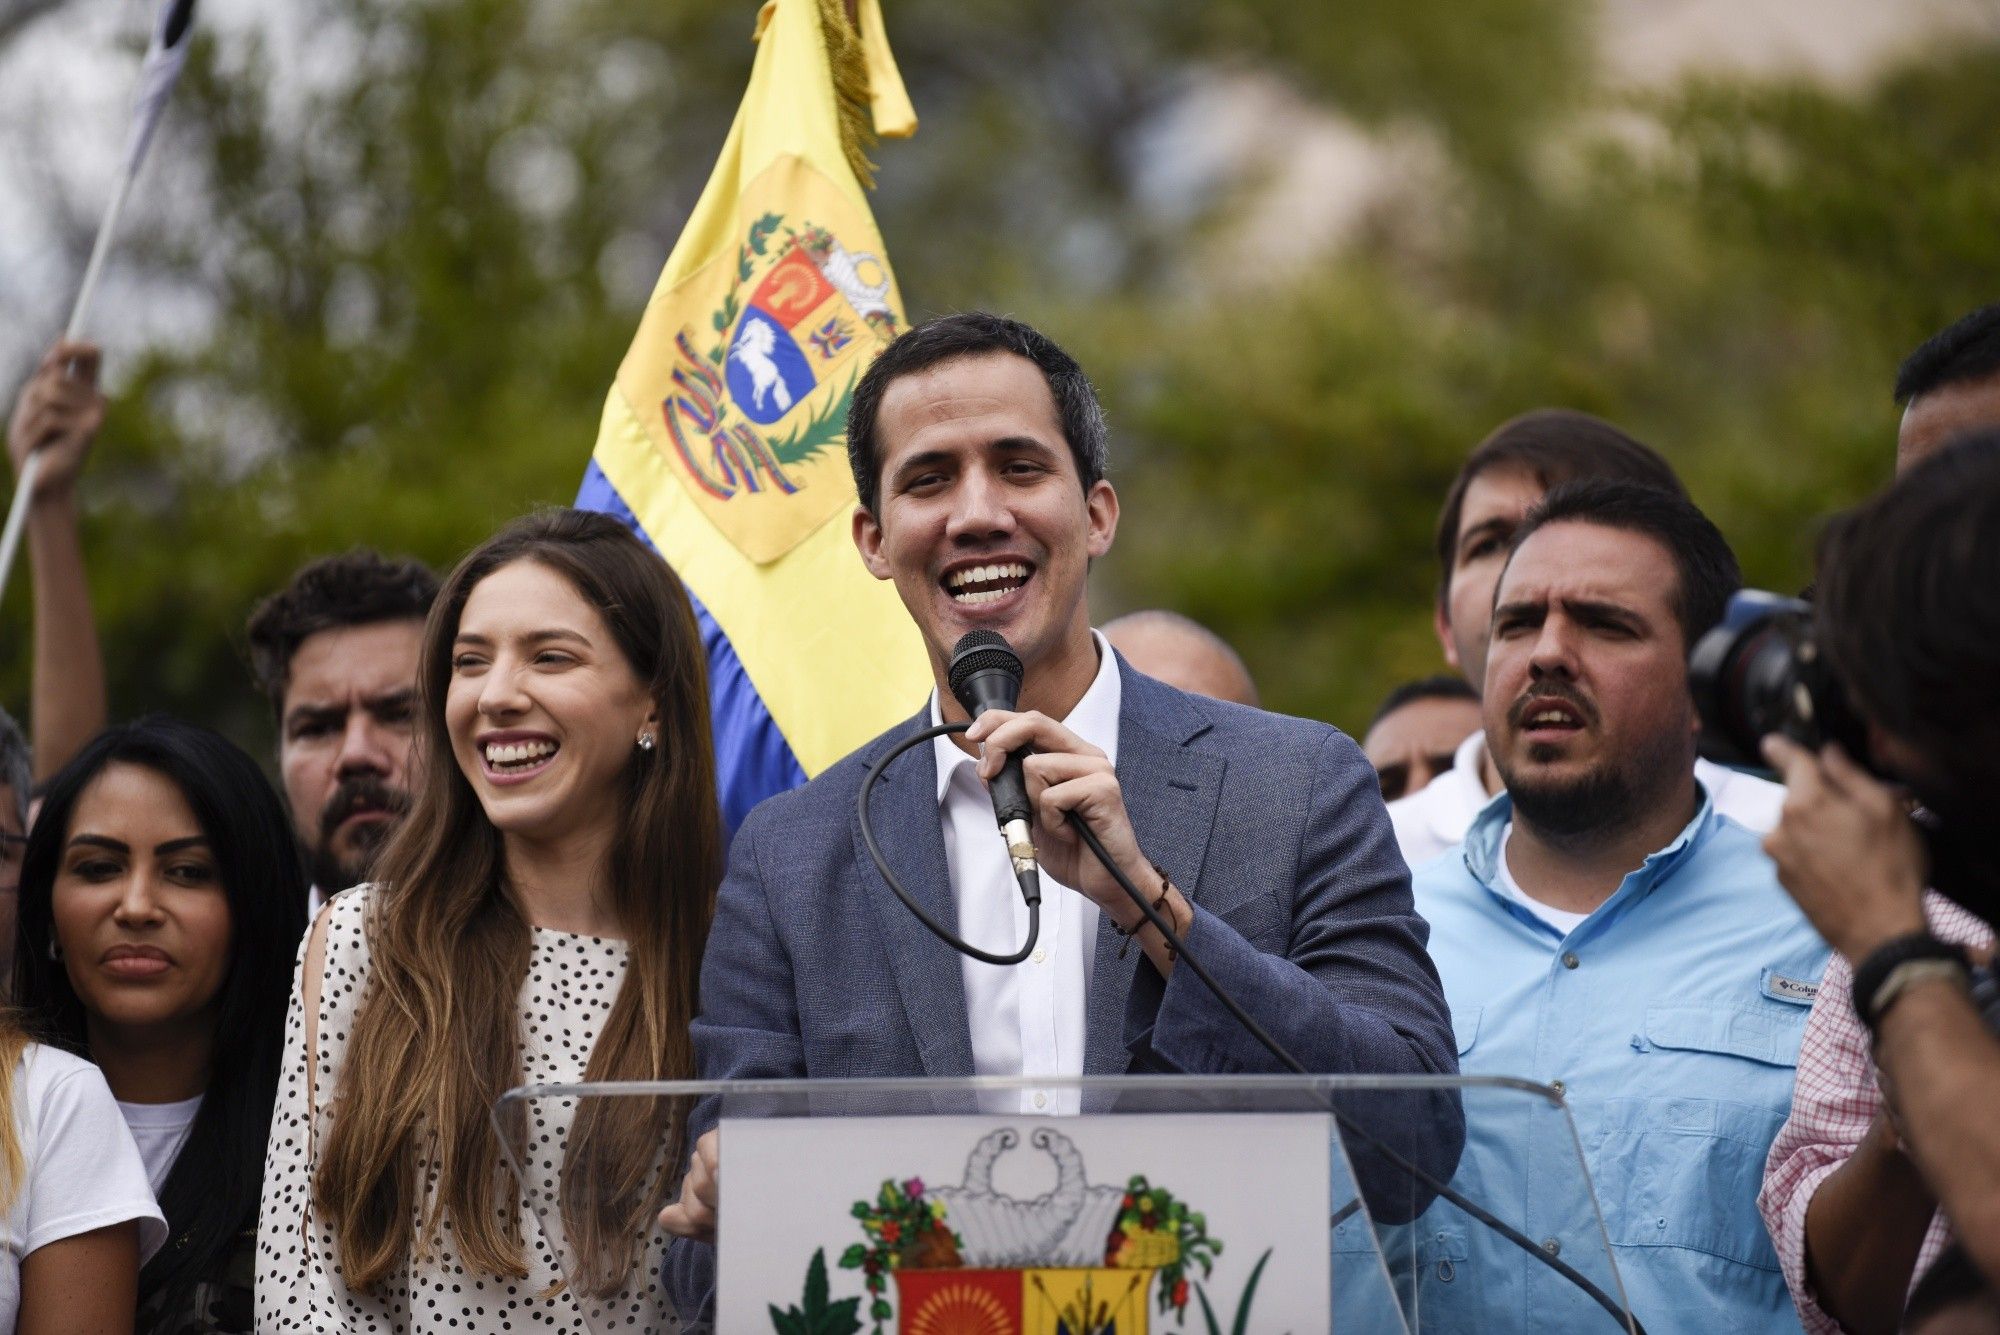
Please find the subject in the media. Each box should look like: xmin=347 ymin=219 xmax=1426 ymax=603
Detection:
xmin=1409 ymin=480 xmax=1828 ymax=1333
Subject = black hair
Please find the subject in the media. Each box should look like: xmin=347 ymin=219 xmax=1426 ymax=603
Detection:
xmin=246 ymin=549 xmax=439 ymax=716
xmin=1895 ymin=304 xmax=2000 ymax=405
xmin=1434 ymin=410 xmax=1685 ymax=605
xmin=1505 ymin=479 xmax=1741 ymax=650
xmin=1369 ymin=674 xmax=1480 ymax=729
xmin=1816 ymin=431 xmax=2000 ymax=808
xmin=14 ymin=716 xmax=309 ymax=1319
xmin=844 ymin=311 xmax=1108 ymax=513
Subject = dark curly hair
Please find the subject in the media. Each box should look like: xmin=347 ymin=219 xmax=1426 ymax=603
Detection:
xmin=245 ymin=549 xmax=439 ymax=715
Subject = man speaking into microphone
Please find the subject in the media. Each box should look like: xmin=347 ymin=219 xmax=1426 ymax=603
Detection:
xmin=661 ymin=312 xmax=1458 ymax=1298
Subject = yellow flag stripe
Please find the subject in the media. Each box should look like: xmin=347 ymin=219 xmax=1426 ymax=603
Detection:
xmin=592 ymin=388 xmax=929 ymax=777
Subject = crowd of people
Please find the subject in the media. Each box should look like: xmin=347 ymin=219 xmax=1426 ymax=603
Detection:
xmin=0 ymin=300 xmax=1992 ymax=1333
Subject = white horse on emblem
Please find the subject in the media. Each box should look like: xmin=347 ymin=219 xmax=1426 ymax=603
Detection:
xmin=729 ymin=318 xmax=794 ymax=415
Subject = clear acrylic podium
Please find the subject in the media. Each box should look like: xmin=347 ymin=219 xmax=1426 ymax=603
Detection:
xmin=493 ymin=1074 xmax=1634 ymax=1334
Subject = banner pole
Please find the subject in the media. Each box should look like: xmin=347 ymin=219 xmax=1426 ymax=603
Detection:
xmin=0 ymin=0 xmax=196 ymax=608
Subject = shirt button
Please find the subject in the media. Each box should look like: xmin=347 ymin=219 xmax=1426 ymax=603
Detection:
xmin=1542 ymin=1238 xmax=1562 ymax=1257
xmin=1033 ymin=1091 xmax=1048 ymax=1109
xmin=1550 ymin=1079 xmax=1566 ymax=1096
xmin=1032 ymin=948 xmax=1047 ymax=964
xmin=1562 ymin=952 xmax=1580 ymax=970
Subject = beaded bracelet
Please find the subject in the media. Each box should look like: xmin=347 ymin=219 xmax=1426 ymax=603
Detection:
xmin=1115 ymin=862 xmax=1178 ymax=961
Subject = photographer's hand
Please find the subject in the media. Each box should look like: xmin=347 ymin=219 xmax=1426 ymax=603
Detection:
xmin=1761 ymin=736 xmax=1927 ymax=963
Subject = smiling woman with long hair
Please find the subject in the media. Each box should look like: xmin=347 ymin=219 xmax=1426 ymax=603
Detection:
xmin=13 ymin=716 xmax=300 ymax=1332
xmin=256 ymin=509 xmax=722 ymax=1331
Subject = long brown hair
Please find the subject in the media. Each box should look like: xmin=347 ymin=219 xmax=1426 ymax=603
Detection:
xmin=313 ymin=508 xmax=721 ymax=1293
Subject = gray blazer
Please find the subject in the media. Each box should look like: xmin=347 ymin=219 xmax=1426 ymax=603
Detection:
xmin=665 ymin=659 xmax=1461 ymax=1315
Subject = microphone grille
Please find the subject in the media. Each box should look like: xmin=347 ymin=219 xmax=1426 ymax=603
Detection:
xmin=948 ymin=630 xmax=1022 ymax=696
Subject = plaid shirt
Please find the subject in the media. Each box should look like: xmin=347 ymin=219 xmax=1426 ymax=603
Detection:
xmin=1756 ymin=893 xmax=1992 ymax=1333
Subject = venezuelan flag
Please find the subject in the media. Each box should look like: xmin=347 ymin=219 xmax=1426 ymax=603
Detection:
xmin=578 ymin=0 xmax=931 ymax=833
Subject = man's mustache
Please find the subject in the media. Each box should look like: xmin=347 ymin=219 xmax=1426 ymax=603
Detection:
xmin=1507 ymin=680 xmax=1598 ymax=730
xmin=318 ymin=775 xmax=411 ymax=842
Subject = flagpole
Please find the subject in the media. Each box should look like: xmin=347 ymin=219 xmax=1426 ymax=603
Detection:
xmin=0 ymin=0 xmax=197 ymax=607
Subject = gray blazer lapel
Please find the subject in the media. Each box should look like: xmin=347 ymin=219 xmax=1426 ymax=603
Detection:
xmin=851 ymin=712 xmax=977 ymax=1079
xmin=1083 ymin=662 xmax=1227 ymax=1074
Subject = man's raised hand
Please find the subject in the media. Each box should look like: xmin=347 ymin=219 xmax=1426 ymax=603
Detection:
xmin=7 ymin=340 xmax=105 ymax=502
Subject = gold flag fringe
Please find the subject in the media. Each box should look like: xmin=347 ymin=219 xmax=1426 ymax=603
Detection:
xmin=816 ymin=0 xmax=879 ymax=188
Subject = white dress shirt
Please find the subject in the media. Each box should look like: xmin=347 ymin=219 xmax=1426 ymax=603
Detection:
xmin=1387 ymin=728 xmax=1787 ymax=869
xmin=929 ymin=631 xmax=1120 ymax=1115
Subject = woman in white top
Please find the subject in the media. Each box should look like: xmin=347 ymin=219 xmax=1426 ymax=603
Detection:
xmin=14 ymin=717 xmax=307 ymax=1332
xmin=257 ymin=509 xmax=722 ymax=1332
xmin=0 ymin=1014 xmax=165 ymax=1332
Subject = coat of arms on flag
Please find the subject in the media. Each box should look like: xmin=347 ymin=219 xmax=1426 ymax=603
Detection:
xmin=617 ymin=155 xmax=902 ymax=567
xmin=580 ymin=0 xmax=931 ymax=825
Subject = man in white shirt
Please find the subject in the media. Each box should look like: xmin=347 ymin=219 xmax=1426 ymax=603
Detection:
xmin=661 ymin=313 xmax=1459 ymax=1311
xmin=1389 ymin=408 xmax=1782 ymax=865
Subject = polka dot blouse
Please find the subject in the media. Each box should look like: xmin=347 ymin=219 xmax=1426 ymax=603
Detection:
xmin=256 ymin=887 xmax=676 ymax=1332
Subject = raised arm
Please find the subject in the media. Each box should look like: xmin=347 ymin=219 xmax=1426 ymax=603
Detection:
xmin=5 ymin=340 xmax=108 ymax=778
xmin=1874 ymin=981 xmax=2000 ymax=1286
xmin=1760 ymin=950 xmax=1941 ymax=1335
xmin=1761 ymin=736 xmax=2000 ymax=1288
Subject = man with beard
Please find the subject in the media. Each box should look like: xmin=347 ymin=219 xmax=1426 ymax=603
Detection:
xmin=246 ymin=550 xmax=438 ymax=907
xmin=1389 ymin=409 xmax=1783 ymax=865
xmin=1409 ymin=480 xmax=1828 ymax=1332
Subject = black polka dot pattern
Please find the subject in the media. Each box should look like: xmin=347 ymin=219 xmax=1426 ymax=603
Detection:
xmin=256 ymin=888 xmax=676 ymax=1331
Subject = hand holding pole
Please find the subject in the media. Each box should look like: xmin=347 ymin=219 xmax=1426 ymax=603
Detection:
xmin=0 ymin=0 xmax=199 ymax=606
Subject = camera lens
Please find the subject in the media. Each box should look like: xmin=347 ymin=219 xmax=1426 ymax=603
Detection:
xmin=1690 ymin=591 xmax=1818 ymax=767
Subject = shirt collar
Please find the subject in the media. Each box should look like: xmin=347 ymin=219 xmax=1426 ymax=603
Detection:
xmin=1433 ymin=728 xmax=1496 ymax=831
xmin=927 ymin=630 xmax=1123 ymax=804
xmin=1462 ymin=779 xmax=1720 ymax=902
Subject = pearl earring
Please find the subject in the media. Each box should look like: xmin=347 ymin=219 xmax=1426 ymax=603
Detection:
xmin=637 ymin=732 xmax=657 ymax=752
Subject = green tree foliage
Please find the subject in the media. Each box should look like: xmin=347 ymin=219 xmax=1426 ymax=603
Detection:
xmin=2 ymin=0 xmax=1995 ymax=748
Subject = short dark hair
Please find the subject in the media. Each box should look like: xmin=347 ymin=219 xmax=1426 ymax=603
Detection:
xmin=1433 ymin=410 xmax=1685 ymax=605
xmin=1505 ymin=479 xmax=1741 ymax=650
xmin=15 ymin=716 xmax=307 ymax=1317
xmin=845 ymin=311 xmax=1108 ymax=513
xmin=245 ymin=549 xmax=439 ymax=715
xmin=1816 ymin=431 xmax=2000 ymax=807
xmin=1369 ymin=674 xmax=1479 ymax=729
xmin=1895 ymin=304 xmax=2000 ymax=405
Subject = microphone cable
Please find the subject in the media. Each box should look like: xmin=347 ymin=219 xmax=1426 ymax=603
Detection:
xmin=857 ymin=720 xmax=1041 ymax=966
xmin=856 ymin=720 xmax=1647 ymax=1335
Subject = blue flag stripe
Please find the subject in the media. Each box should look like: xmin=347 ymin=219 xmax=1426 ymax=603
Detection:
xmin=575 ymin=460 xmax=809 ymax=836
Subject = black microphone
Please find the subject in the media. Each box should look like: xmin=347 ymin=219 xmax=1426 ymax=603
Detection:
xmin=947 ymin=630 xmax=1040 ymax=903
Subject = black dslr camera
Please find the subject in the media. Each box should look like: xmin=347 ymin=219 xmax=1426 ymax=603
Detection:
xmin=1691 ymin=589 xmax=2000 ymax=925
xmin=1687 ymin=590 xmax=1870 ymax=771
